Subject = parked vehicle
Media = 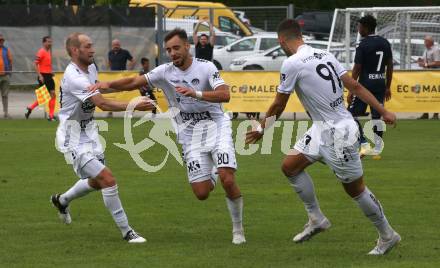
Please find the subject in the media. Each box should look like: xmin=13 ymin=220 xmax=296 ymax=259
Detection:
xmin=230 ymin=40 xmax=340 ymax=71
xmin=233 ymin=10 xmax=251 ymax=25
xmin=213 ymin=33 xmax=279 ymax=70
xmin=130 ymin=0 xmax=252 ymax=36
xmin=295 ymin=11 xmax=333 ymax=39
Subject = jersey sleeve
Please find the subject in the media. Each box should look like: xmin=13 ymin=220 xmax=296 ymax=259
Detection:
xmin=35 ymin=49 xmax=43 ymax=65
xmin=70 ymin=76 xmax=100 ymax=102
xmin=354 ymin=44 xmax=363 ymax=65
xmin=145 ymin=65 xmax=165 ymax=88
xmin=207 ymin=62 xmax=225 ymax=90
xmin=330 ymin=54 xmax=347 ymax=77
xmin=277 ymin=60 xmax=299 ymax=94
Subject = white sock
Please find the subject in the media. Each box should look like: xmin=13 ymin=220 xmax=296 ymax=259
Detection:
xmin=225 ymin=196 xmax=243 ymax=233
xmin=353 ymin=187 xmax=394 ymax=240
xmin=288 ymin=171 xmax=325 ymax=223
xmin=101 ymin=185 xmax=132 ymax=237
xmin=59 ymin=179 xmax=94 ymax=206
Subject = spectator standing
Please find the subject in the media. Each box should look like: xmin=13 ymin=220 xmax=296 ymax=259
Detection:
xmin=0 ymin=33 xmax=12 ymax=119
xmin=193 ymin=19 xmax=215 ymax=61
xmin=25 ymin=36 xmax=56 ymax=121
xmin=108 ymin=39 xmax=135 ymax=71
xmin=417 ymin=36 xmax=439 ymax=120
xmin=139 ymin=57 xmax=157 ymax=114
xmin=107 ymin=39 xmax=135 ymax=117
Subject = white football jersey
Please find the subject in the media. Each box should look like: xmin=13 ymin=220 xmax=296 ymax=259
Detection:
xmin=146 ymin=58 xmax=228 ymax=144
xmin=56 ymin=62 xmax=102 ymax=153
xmin=278 ymin=44 xmax=353 ymax=123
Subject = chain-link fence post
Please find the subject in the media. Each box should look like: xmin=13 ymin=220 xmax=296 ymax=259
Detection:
xmin=156 ymin=4 xmax=165 ymax=65
xmin=287 ymin=4 xmax=294 ymax=19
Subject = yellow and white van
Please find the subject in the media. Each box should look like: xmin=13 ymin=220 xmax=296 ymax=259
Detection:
xmin=130 ymin=0 xmax=253 ymax=36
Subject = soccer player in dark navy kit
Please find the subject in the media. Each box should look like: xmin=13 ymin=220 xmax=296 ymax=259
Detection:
xmin=348 ymin=15 xmax=393 ymax=160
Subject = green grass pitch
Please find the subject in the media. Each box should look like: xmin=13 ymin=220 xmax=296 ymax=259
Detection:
xmin=0 ymin=119 xmax=439 ymax=267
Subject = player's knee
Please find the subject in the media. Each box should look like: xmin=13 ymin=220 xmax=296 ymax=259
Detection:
xmin=194 ymin=190 xmax=210 ymax=201
xmin=96 ymin=168 xmax=116 ymax=188
xmin=218 ymin=169 xmax=235 ymax=189
xmin=281 ymin=162 xmax=301 ymax=177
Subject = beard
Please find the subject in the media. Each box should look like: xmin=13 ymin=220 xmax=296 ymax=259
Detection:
xmin=281 ymin=46 xmax=292 ymax=57
xmin=172 ymin=53 xmax=187 ymax=67
xmin=79 ymin=54 xmax=93 ymax=66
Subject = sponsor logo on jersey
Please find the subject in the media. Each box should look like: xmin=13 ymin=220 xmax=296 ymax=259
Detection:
xmin=330 ymin=96 xmax=344 ymax=109
xmin=81 ymin=99 xmax=95 ymax=113
xmin=212 ymin=71 xmax=220 ymax=80
xmin=180 ymin=111 xmax=212 ymax=123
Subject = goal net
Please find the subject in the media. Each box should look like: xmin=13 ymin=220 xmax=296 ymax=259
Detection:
xmin=328 ymin=7 xmax=440 ymax=70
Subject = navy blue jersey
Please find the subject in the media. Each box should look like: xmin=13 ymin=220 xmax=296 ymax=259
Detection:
xmin=354 ymin=35 xmax=392 ymax=92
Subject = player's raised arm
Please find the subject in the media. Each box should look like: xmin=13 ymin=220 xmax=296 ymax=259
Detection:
xmin=340 ymin=73 xmax=396 ymax=125
xmin=89 ymin=75 xmax=147 ymax=93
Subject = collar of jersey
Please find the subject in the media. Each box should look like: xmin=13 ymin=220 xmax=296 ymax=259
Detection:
xmin=70 ymin=61 xmax=88 ymax=74
xmin=297 ymin=44 xmax=308 ymax=52
xmin=174 ymin=57 xmax=196 ymax=74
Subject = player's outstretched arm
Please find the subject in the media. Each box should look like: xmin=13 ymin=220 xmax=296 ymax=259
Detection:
xmin=341 ymin=73 xmax=396 ymax=125
xmin=89 ymin=75 xmax=147 ymax=93
xmin=245 ymin=92 xmax=290 ymax=144
xmin=89 ymin=94 xmax=154 ymax=112
xmin=175 ymin=84 xmax=230 ymax=103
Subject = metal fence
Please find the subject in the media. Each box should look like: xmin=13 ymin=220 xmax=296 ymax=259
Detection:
xmin=0 ymin=5 xmax=155 ymax=84
xmin=329 ymin=7 xmax=440 ymax=69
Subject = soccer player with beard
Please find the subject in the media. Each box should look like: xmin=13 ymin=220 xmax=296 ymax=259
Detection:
xmin=89 ymin=28 xmax=246 ymax=245
xmin=51 ymin=33 xmax=154 ymax=243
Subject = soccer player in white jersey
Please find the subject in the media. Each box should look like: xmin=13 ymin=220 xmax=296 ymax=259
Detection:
xmin=51 ymin=33 xmax=154 ymax=243
xmin=89 ymin=29 xmax=245 ymax=245
xmin=246 ymin=19 xmax=400 ymax=255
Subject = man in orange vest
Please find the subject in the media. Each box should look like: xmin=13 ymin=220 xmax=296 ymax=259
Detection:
xmin=25 ymin=36 xmax=56 ymax=121
xmin=0 ymin=33 xmax=13 ymax=119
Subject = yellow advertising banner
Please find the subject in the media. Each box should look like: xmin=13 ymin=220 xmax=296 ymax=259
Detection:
xmin=386 ymin=71 xmax=440 ymax=112
xmin=53 ymin=70 xmax=440 ymax=113
xmin=221 ymin=71 xmax=305 ymax=113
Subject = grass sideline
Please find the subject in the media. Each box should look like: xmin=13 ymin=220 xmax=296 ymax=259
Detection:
xmin=0 ymin=119 xmax=439 ymax=267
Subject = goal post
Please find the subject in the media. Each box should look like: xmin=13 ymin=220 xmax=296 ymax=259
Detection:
xmin=328 ymin=6 xmax=440 ymax=70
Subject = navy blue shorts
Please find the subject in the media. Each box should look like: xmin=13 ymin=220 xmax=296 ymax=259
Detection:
xmin=348 ymin=90 xmax=385 ymax=119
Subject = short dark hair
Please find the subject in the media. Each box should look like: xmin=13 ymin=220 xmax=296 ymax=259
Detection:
xmin=141 ymin=57 xmax=149 ymax=64
xmin=277 ymin=19 xmax=302 ymax=40
xmin=200 ymin=33 xmax=209 ymax=39
xmin=358 ymin=15 xmax=377 ymax=32
xmin=164 ymin=28 xmax=188 ymax=43
xmin=43 ymin=36 xmax=51 ymax=43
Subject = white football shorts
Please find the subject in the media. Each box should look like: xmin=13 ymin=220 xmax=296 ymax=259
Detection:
xmin=64 ymin=143 xmax=106 ymax=180
xmin=181 ymin=119 xmax=237 ymax=184
xmin=293 ymin=119 xmax=363 ymax=183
